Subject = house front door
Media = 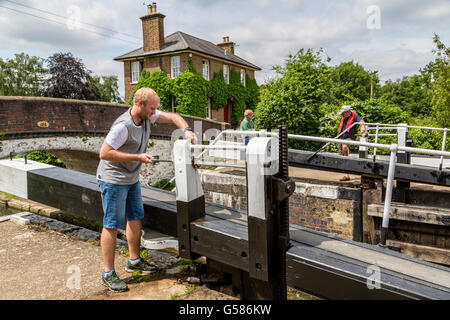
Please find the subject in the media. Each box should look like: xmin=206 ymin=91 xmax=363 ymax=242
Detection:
xmin=224 ymin=99 xmax=232 ymax=123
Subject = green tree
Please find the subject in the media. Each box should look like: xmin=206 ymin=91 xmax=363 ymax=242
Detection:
xmin=209 ymin=70 xmax=230 ymax=110
xmin=172 ymin=69 xmax=208 ymax=118
xmin=134 ymin=70 xmax=172 ymax=109
xmin=26 ymin=151 xmax=66 ymax=168
xmin=380 ymin=74 xmax=432 ymax=117
xmin=228 ymin=69 xmax=247 ymax=125
xmin=87 ymin=75 xmax=123 ymax=104
xmin=331 ymin=61 xmax=379 ymax=101
xmin=350 ymin=98 xmax=407 ymax=125
xmin=0 ymin=53 xmax=47 ymax=96
xmin=428 ymin=34 xmax=449 ymax=127
xmin=245 ymin=75 xmax=260 ymax=110
xmin=133 ymin=64 xmax=259 ymax=123
xmin=254 ymin=48 xmax=334 ymax=150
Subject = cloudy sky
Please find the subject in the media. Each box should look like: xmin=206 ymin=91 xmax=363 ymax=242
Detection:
xmin=0 ymin=0 xmax=448 ymax=99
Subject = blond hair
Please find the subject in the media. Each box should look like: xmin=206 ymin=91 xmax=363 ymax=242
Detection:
xmin=133 ymin=87 xmax=159 ymax=106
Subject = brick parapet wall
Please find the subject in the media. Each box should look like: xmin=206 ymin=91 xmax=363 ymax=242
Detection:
xmin=0 ymin=96 xmax=229 ymax=139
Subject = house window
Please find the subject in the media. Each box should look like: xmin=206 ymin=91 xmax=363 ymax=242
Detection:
xmin=223 ymin=64 xmax=229 ymax=84
xmin=131 ymin=61 xmax=141 ymax=83
xmin=171 ymin=96 xmax=178 ymax=113
xmin=206 ymin=98 xmax=211 ymax=119
xmin=171 ymin=56 xmax=180 ymax=78
xmin=240 ymin=69 xmax=246 ymax=86
xmin=202 ymin=60 xmax=209 ymax=81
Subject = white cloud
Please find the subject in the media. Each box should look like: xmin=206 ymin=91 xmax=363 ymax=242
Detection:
xmin=356 ymin=0 xmax=450 ymax=27
xmin=0 ymin=0 xmax=140 ymax=52
xmin=0 ymin=0 xmax=448 ymax=93
xmin=351 ymin=48 xmax=434 ymax=81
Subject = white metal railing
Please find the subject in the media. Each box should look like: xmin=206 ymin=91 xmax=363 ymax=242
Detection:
xmin=347 ymin=122 xmax=449 ymax=169
xmin=192 ymin=128 xmax=450 ymax=245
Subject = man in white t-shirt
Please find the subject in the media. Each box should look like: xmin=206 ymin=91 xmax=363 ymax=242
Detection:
xmin=96 ymin=87 xmax=196 ymax=292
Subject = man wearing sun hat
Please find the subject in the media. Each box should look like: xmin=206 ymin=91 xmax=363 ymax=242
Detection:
xmin=337 ymin=105 xmax=366 ymax=181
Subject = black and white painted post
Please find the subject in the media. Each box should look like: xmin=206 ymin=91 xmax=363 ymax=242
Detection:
xmin=173 ymin=139 xmax=205 ymax=259
xmin=243 ymin=126 xmax=295 ymax=300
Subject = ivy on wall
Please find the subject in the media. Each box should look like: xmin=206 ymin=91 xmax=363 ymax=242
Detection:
xmin=130 ymin=59 xmax=260 ymax=126
xmin=134 ymin=70 xmax=172 ymax=111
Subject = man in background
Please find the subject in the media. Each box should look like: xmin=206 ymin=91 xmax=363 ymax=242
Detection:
xmin=337 ymin=105 xmax=366 ymax=181
xmin=240 ymin=109 xmax=255 ymax=145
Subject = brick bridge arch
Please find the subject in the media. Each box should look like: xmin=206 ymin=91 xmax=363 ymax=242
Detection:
xmin=0 ymin=96 xmax=228 ymax=184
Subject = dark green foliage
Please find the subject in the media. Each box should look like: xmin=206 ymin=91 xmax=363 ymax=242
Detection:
xmin=408 ymin=117 xmax=450 ymax=152
xmin=0 ymin=51 xmax=125 ymax=104
xmin=172 ymin=69 xmax=208 ymax=118
xmin=255 ymin=48 xmax=334 ymax=150
xmin=351 ymin=98 xmax=407 ymax=125
xmin=255 ymin=35 xmax=448 ymax=153
xmin=228 ymin=69 xmax=246 ymax=125
xmin=87 ymin=75 xmax=123 ymax=104
xmin=153 ymin=178 xmax=175 ymax=190
xmin=0 ymin=53 xmax=47 ymax=96
xmin=245 ymin=75 xmax=260 ymax=109
xmin=317 ymin=99 xmax=407 ymax=153
xmin=26 ymin=151 xmax=66 ymax=168
xmin=209 ymin=70 xmax=230 ymax=110
xmin=133 ymin=63 xmax=260 ymax=124
xmin=428 ymin=34 xmax=449 ymax=128
xmin=381 ymin=75 xmax=432 ymax=117
xmin=331 ymin=61 xmax=380 ymax=101
xmin=134 ymin=70 xmax=172 ymax=111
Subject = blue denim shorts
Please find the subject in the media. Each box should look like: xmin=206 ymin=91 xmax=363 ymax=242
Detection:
xmin=98 ymin=180 xmax=144 ymax=229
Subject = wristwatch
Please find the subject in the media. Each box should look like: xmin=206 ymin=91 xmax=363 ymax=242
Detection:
xmin=183 ymin=127 xmax=193 ymax=133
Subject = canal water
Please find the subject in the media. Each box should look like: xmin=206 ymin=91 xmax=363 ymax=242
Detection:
xmin=0 ymin=205 xmax=22 ymax=216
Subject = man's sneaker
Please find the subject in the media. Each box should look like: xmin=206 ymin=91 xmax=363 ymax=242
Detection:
xmin=125 ymin=258 xmax=159 ymax=275
xmin=102 ymin=270 xmax=128 ymax=292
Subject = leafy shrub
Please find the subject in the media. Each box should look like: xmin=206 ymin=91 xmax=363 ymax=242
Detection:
xmin=172 ymin=69 xmax=208 ymax=118
xmin=26 ymin=151 xmax=66 ymax=168
xmin=135 ymin=70 xmax=172 ymax=111
xmin=132 ymin=60 xmax=260 ymax=124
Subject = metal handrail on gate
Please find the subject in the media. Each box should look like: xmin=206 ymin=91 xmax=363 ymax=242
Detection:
xmin=192 ymin=129 xmax=450 ymax=246
xmin=363 ymin=123 xmax=449 ymax=171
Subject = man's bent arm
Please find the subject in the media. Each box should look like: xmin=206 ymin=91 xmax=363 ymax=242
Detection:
xmin=156 ymin=111 xmax=196 ymax=142
xmin=156 ymin=111 xmax=188 ymax=128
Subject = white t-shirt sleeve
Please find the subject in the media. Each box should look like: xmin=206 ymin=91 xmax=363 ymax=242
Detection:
xmin=104 ymin=123 xmax=128 ymax=150
xmin=150 ymin=109 xmax=162 ymax=124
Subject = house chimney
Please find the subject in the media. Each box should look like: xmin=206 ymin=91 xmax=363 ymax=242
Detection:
xmin=217 ymin=36 xmax=234 ymax=55
xmin=140 ymin=2 xmax=165 ymax=52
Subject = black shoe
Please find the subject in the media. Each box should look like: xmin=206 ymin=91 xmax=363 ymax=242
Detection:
xmin=125 ymin=258 xmax=159 ymax=275
xmin=102 ymin=270 xmax=128 ymax=292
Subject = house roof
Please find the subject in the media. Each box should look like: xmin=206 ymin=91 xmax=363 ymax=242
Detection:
xmin=114 ymin=31 xmax=261 ymax=70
